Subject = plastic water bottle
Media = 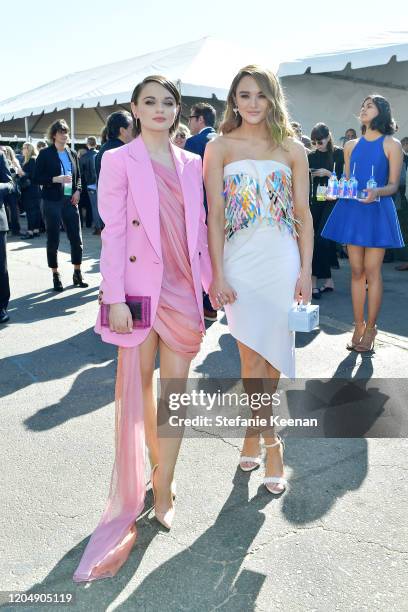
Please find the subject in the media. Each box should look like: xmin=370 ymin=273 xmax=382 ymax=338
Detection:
xmin=326 ymin=165 xmax=339 ymax=199
xmin=347 ymin=163 xmax=358 ymax=198
xmin=338 ymin=166 xmax=347 ymax=198
xmin=63 ymin=170 xmax=73 ymax=197
xmin=366 ymin=165 xmax=379 ymax=201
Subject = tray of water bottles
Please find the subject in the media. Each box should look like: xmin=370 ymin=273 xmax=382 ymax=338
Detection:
xmin=316 ymin=164 xmax=380 ymax=203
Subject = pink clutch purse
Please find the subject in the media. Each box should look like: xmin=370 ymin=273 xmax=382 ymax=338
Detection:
xmin=100 ymin=295 xmax=151 ymax=329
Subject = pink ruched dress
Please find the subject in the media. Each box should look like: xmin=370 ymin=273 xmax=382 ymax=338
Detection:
xmin=73 ymin=160 xmax=202 ymax=582
xmin=151 ymin=160 xmax=202 ymax=357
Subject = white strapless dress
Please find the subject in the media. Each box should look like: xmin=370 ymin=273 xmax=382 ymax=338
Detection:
xmin=223 ymin=159 xmax=301 ymax=378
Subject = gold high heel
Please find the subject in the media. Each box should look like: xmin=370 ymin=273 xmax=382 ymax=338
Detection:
xmin=263 ymin=435 xmax=287 ymax=495
xmin=353 ymin=325 xmax=377 ymax=352
xmin=151 ymin=465 xmax=175 ymax=529
xmin=346 ymin=322 xmax=366 ymax=350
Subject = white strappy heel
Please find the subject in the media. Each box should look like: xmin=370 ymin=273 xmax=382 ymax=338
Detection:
xmin=239 ymin=455 xmax=262 ymax=472
xmin=263 ymin=435 xmax=287 ymax=495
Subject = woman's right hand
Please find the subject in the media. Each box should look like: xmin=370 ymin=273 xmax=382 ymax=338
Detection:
xmin=209 ymin=276 xmax=237 ymax=310
xmin=109 ymin=303 xmax=133 ymax=333
xmin=53 ymin=175 xmax=72 ymax=184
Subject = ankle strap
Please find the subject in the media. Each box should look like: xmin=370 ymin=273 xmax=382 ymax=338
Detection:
xmin=264 ymin=439 xmax=282 ymax=449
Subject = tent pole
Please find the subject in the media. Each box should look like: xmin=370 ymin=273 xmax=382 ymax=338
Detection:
xmin=70 ymin=108 xmax=75 ymax=148
xmin=24 ymin=117 xmax=29 ymax=140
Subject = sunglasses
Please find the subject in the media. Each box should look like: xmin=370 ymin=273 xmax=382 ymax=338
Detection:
xmin=311 ymin=139 xmax=324 ymax=146
xmin=189 ymin=115 xmax=199 ymax=120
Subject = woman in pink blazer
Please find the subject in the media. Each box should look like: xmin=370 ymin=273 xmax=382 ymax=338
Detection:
xmin=74 ymin=75 xmax=211 ymax=583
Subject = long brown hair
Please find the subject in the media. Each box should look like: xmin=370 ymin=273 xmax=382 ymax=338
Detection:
xmin=22 ymin=142 xmax=37 ymax=164
xmin=361 ymin=94 xmax=397 ymax=135
xmin=130 ymin=75 xmax=181 ymax=137
xmin=220 ymin=65 xmax=294 ymax=146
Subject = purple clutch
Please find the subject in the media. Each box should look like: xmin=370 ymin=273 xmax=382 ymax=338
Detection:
xmin=100 ymin=295 xmax=151 ymax=329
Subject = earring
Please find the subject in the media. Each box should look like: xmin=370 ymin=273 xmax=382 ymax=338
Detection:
xmin=233 ymin=107 xmax=239 ymax=117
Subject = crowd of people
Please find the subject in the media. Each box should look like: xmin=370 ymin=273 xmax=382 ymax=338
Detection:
xmin=0 ymin=65 xmax=406 ymax=584
xmin=1 ymin=90 xmax=407 ymax=325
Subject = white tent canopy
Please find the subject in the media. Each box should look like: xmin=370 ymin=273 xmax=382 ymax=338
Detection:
xmin=0 ymin=37 xmax=269 ymax=128
xmin=278 ymin=33 xmax=408 ymax=141
xmin=2 ymin=34 xmax=407 ymax=143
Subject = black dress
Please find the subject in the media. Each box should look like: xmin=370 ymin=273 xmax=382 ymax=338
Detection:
xmin=308 ymin=146 xmax=344 ymax=280
xmin=21 ymin=158 xmax=42 ymax=232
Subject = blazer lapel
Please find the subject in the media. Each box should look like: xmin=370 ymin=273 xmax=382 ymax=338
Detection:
xmin=127 ymin=137 xmax=162 ymax=260
xmin=170 ymin=143 xmax=199 ymax=262
xmin=65 ymin=147 xmax=77 ymax=186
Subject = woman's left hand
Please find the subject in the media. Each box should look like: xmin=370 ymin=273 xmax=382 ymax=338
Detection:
xmin=360 ymin=188 xmax=379 ymax=203
xmin=71 ymin=190 xmax=80 ymax=206
xmin=312 ymin=168 xmax=331 ymax=178
xmin=294 ymin=269 xmax=312 ymax=304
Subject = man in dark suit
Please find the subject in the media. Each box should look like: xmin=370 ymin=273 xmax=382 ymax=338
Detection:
xmin=80 ymin=136 xmax=101 ymax=235
xmin=0 ymin=151 xmax=13 ymax=323
xmin=95 ymin=111 xmax=133 ymax=182
xmin=185 ymin=102 xmax=217 ymax=161
xmin=185 ymin=102 xmax=217 ymax=321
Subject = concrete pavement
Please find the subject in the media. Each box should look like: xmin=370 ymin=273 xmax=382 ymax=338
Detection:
xmin=0 ymin=229 xmax=407 ymax=611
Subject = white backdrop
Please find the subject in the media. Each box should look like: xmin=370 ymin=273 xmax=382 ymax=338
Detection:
xmin=279 ymin=38 xmax=408 ymax=141
xmin=281 ymin=71 xmax=408 ymax=142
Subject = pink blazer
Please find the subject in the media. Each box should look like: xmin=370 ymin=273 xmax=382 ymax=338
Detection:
xmin=95 ymin=136 xmax=212 ymax=347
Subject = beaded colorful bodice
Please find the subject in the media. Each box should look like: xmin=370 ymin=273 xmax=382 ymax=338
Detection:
xmin=223 ymin=159 xmax=299 ymax=241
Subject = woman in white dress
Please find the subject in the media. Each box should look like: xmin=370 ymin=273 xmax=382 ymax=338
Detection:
xmin=204 ymin=65 xmax=313 ymax=494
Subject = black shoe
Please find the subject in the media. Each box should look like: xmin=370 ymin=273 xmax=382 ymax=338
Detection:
xmin=0 ymin=308 xmax=9 ymax=324
xmin=319 ymin=286 xmax=334 ymax=293
xmin=53 ymin=272 xmax=64 ymax=292
xmin=312 ymin=288 xmax=321 ymax=300
xmin=73 ymin=269 xmax=89 ymax=288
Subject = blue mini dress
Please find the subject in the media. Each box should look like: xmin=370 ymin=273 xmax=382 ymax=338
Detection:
xmin=322 ymin=136 xmax=404 ymax=248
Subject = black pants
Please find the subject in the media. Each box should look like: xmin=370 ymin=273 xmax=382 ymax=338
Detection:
xmin=310 ymin=201 xmax=337 ymax=280
xmin=0 ymin=231 xmax=10 ymax=310
xmin=5 ymin=190 xmax=20 ymax=234
xmin=44 ymin=197 xmax=83 ymax=269
xmin=22 ymin=193 xmax=42 ymax=231
xmin=79 ymin=189 xmax=93 ymax=228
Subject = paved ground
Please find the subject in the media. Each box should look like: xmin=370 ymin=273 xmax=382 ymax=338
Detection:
xmin=0 ymin=229 xmax=407 ymax=612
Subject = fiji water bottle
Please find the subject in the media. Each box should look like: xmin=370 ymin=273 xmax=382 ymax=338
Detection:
xmin=63 ymin=171 xmax=73 ymax=197
xmin=338 ymin=168 xmax=347 ymax=198
xmin=348 ymin=163 xmax=358 ymax=198
xmin=326 ymin=169 xmax=339 ymax=199
xmin=366 ymin=165 xmax=379 ymax=201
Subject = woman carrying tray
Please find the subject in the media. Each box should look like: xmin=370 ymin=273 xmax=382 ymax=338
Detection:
xmin=322 ymin=94 xmax=404 ymax=352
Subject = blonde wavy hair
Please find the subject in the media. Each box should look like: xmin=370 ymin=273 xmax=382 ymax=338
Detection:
xmin=220 ymin=65 xmax=294 ymax=146
xmin=22 ymin=142 xmax=37 ymax=164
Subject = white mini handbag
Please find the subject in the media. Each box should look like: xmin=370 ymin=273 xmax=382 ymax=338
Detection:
xmin=288 ymin=303 xmax=319 ymax=332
